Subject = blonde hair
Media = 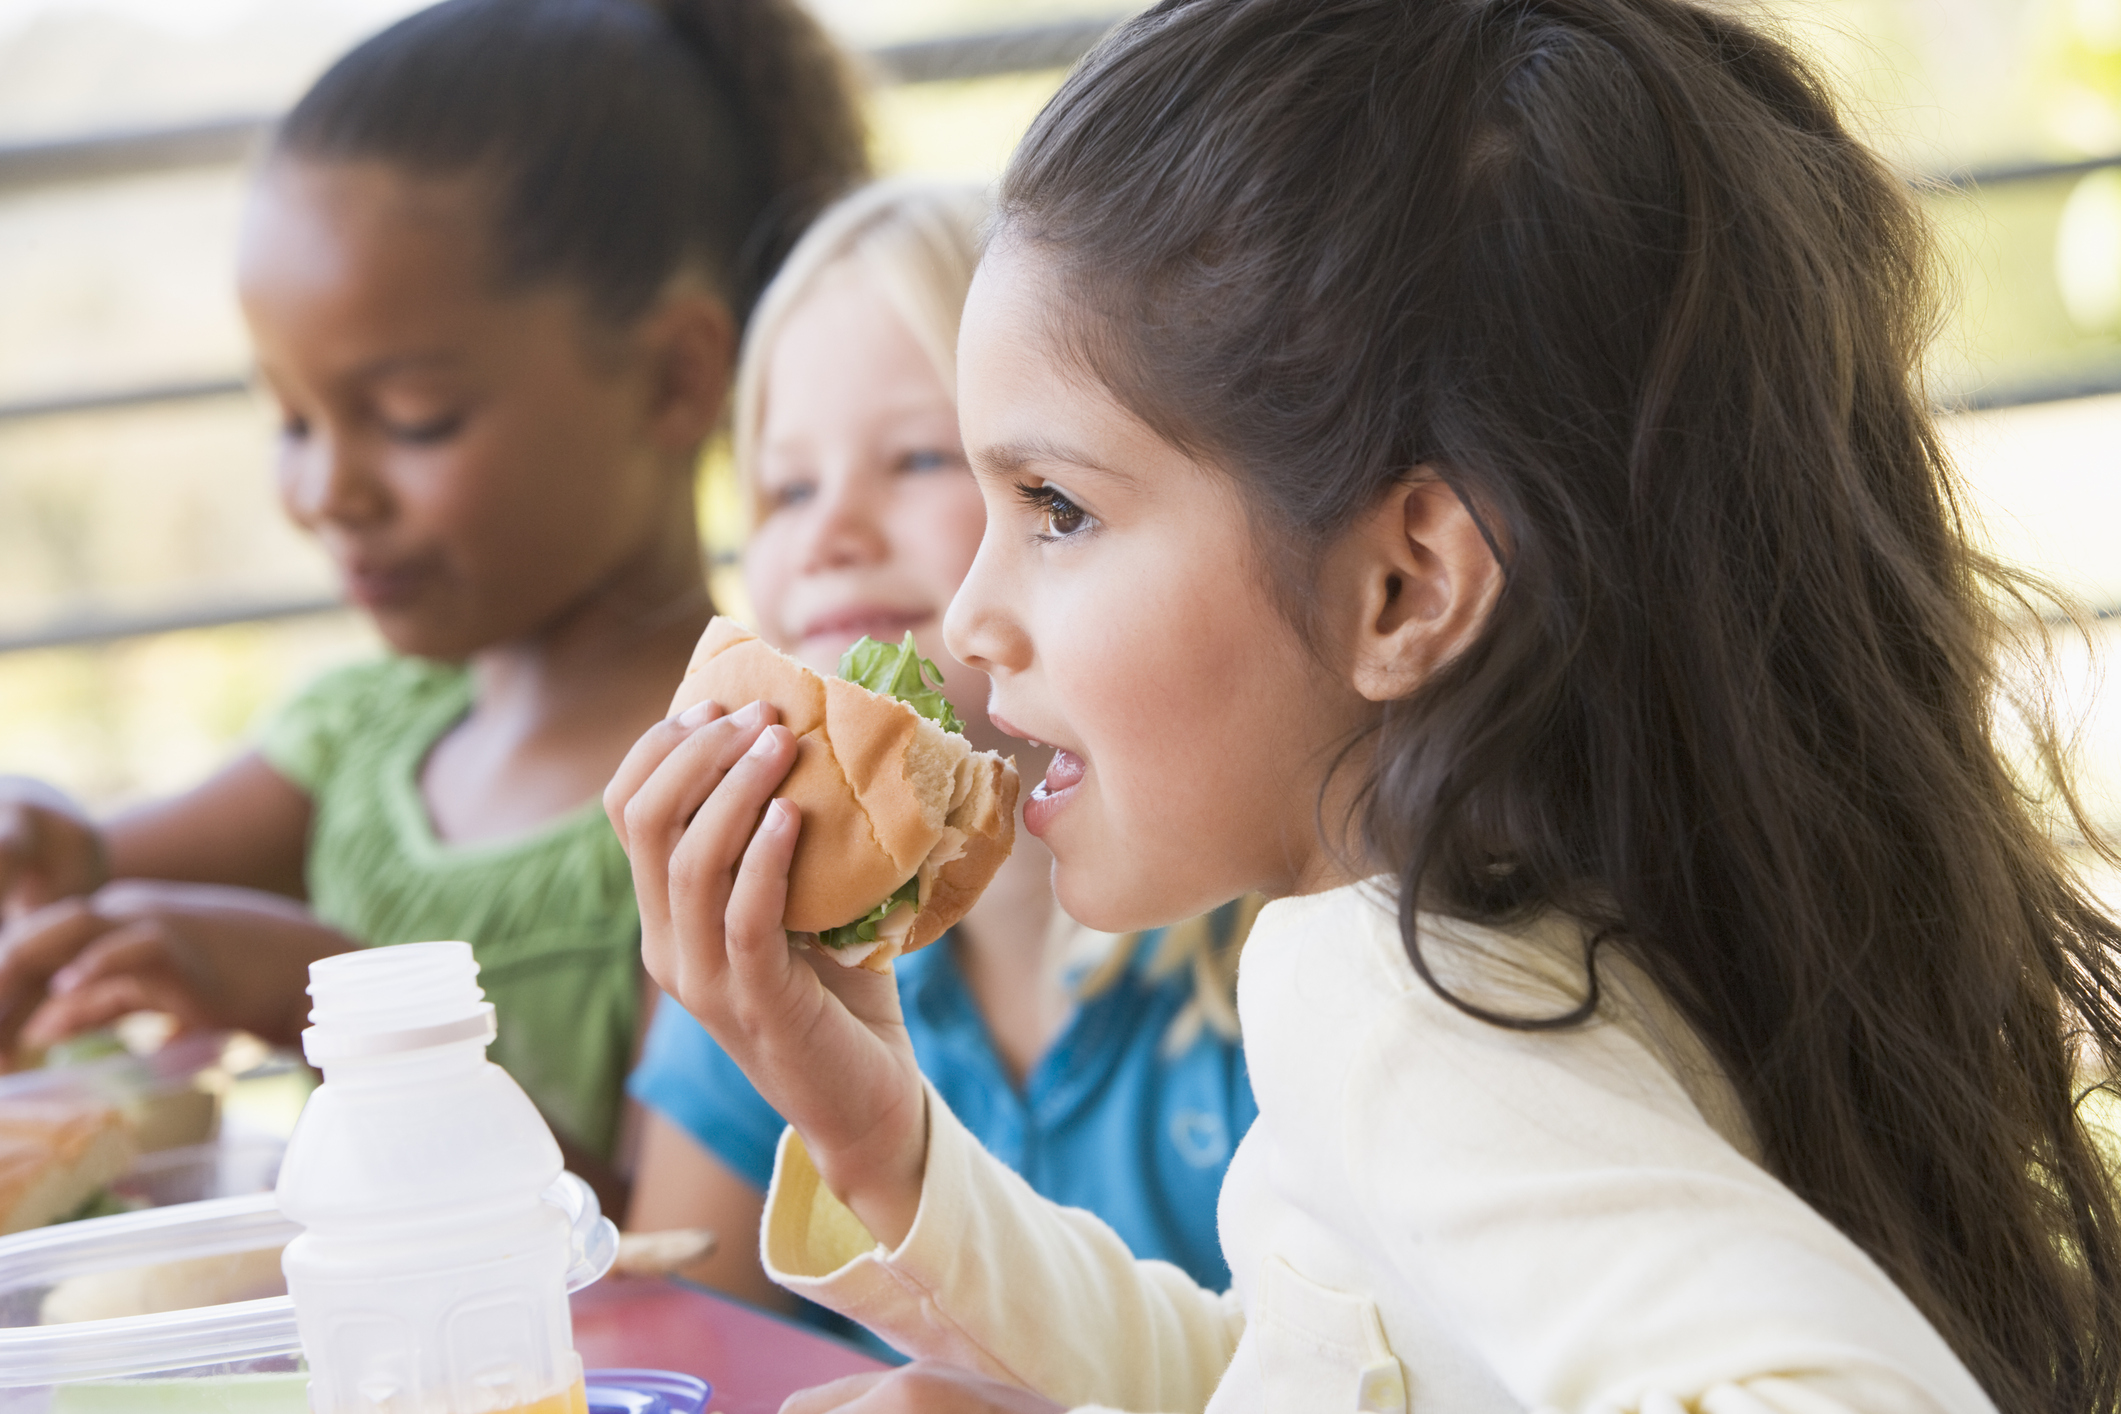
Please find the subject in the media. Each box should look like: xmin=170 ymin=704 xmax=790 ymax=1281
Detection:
xmin=734 ymin=175 xmax=1254 ymax=1048
xmin=1075 ymin=896 xmax=1263 ymax=1053
xmin=732 ymin=175 xmax=991 ymax=511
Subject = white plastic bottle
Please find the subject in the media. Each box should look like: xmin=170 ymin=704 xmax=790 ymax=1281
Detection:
xmin=277 ymin=941 xmax=585 ymax=1414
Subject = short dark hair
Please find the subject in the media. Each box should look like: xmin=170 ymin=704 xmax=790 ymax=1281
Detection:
xmin=1003 ymin=2 xmax=2121 ymax=1407
xmin=276 ymin=0 xmax=870 ymax=326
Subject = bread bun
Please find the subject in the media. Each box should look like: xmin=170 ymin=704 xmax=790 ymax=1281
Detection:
xmin=671 ymin=618 xmax=1017 ymax=971
xmin=0 ymin=1095 xmax=135 ymax=1235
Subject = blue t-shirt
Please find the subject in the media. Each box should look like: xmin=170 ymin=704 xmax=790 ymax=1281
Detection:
xmin=630 ymin=930 xmax=1256 ymax=1292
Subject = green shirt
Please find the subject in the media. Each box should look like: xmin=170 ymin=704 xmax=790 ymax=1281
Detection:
xmin=259 ymin=657 xmax=640 ymax=1160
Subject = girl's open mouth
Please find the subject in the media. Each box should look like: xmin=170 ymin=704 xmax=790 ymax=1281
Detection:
xmin=1023 ymin=749 xmax=1085 ymax=839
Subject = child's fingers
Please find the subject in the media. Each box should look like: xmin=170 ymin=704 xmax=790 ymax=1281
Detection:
xmin=664 ymin=724 xmax=797 ymax=901
xmin=720 ymin=797 xmax=801 ymax=998
xmin=19 ymin=916 xmax=193 ymax=1047
xmin=603 ymin=700 xmax=728 ymax=848
xmin=619 ymin=705 xmax=779 ymax=869
xmin=660 ymin=727 xmax=798 ymax=992
xmin=0 ymin=901 xmax=113 ymax=1050
xmin=20 ymin=970 xmax=161 ymax=1050
xmin=48 ymin=919 xmax=196 ymax=998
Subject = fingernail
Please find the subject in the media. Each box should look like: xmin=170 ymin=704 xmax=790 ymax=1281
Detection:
xmin=732 ymin=700 xmax=765 ymax=729
xmin=677 ymin=700 xmax=719 ymax=728
xmin=746 ymin=727 xmax=779 ymax=758
xmin=766 ymin=798 xmax=795 ymax=830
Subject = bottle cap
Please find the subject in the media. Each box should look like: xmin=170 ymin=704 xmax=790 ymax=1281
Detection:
xmin=584 ymin=1369 xmax=712 ymax=1414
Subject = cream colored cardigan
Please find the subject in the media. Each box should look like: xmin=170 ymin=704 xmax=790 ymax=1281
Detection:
xmin=761 ymin=881 xmax=1998 ymax=1414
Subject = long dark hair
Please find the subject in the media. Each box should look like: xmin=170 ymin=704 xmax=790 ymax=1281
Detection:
xmin=275 ymin=0 xmax=869 ymax=326
xmin=1001 ymin=1 xmax=2121 ymax=1407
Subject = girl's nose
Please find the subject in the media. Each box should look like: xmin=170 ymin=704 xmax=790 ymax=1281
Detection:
xmin=944 ymin=529 xmax=1030 ymax=677
xmin=278 ymin=431 xmax=388 ymax=531
xmin=799 ymin=470 xmax=890 ymax=571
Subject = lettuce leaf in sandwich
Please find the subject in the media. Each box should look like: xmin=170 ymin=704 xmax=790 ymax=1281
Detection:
xmin=818 ymin=633 xmax=965 ymax=951
xmin=835 ymin=631 xmax=965 ymax=735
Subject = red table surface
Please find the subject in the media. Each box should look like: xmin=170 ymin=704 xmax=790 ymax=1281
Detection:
xmin=572 ymin=1275 xmax=889 ymax=1414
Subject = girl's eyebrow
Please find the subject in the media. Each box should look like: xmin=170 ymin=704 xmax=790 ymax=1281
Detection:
xmin=974 ymin=438 xmax=1137 ymax=488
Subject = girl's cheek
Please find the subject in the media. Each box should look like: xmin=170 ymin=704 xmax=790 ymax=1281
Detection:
xmin=741 ymin=524 xmax=800 ymax=637
xmin=891 ymin=482 xmax=984 ymax=600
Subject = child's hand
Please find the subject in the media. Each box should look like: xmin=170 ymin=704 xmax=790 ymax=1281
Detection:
xmin=0 ymin=881 xmax=356 ymax=1059
xmin=0 ymin=778 xmax=107 ymax=924
xmin=780 ymin=1363 xmax=1066 ymax=1414
xmin=606 ymin=702 xmax=930 ymax=1247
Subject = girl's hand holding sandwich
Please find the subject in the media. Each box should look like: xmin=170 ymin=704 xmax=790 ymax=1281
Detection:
xmin=606 ymin=700 xmax=929 ymax=1249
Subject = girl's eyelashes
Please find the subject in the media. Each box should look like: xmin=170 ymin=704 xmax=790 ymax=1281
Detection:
xmin=1015 ymin=481 xmax=1095 ymax=542
xmin=273 ymin=409 xmax=462 ymax=446
xmin=379 ymin=411 xmax=467 ymax=446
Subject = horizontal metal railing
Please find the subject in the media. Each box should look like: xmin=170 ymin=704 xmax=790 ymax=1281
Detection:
xmin=6 ymin=147 xmax=2120 ymax=429
xmin=0 ymin=16 xmax=1123 ymax=196
xmin=4 ymin=11 xmax=2120 ymax=656
xmin=1936 ymin=151 xmax=2121 ymax=191
xmin=0 ymin=375 xmax=253 ymax=423
xmin=0 ymin=594 xmax=348 ymax=657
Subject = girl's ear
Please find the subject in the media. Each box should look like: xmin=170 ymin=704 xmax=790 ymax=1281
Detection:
xmin=638 ymin=290 xmax=736 ymax=452
xmin=1338 ymin=474 xmax=1504 ymax=702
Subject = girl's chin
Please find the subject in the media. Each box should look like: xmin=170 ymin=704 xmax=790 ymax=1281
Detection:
xmin=1049 ymin=859 xmax=1190 ymax=937
xmin=366 ymin=605 xmax=489 ymax=663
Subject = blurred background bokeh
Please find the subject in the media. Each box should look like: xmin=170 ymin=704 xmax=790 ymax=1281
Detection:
xmin=1 ymin=0 xmax=2118 ymax=878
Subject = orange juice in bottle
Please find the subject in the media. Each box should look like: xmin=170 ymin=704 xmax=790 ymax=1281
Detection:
xmin=491 ymin=1378 xmax=589 ymax=1414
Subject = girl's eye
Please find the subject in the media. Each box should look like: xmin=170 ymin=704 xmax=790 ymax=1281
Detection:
xmin=380 ymin=412 xmax=465 ymax=446
xmin=279 ymin=414 xmax=312 ymax=443
xmin=899 ymin=448 xmax=962 ymax=474
xmin=1015 ymin=482 xmax=1093 ymax=541
xmin=764 ymin=478 xmax=816 ymax=513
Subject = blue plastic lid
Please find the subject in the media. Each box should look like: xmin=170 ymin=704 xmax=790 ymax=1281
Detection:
xmin=583 ymin=1368 xmax=712 ymax=1414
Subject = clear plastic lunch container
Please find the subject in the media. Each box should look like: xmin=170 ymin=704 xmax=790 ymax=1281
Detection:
xmin=1 ymin=1030 xmax=234 ymax=1154
xmin=0 ymin=1172 xmax=617 ymax=1412
xmin=1 ymin=1027 xmax=313 ymax=1211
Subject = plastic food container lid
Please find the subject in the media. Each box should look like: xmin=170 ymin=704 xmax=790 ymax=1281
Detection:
xmin=583 ymin=1370 xmax=712 ymax=1414
xmin=0 ymin=1173 xmax=616 ymax=1386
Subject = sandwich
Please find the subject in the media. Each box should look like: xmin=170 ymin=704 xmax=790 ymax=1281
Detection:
xmin=0 ymin=1094 xmax=136 ymax=1235
xmin=670 ymin=618 xmax=1018 ymax=972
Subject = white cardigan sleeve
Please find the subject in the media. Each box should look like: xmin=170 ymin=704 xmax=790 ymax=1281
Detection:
xmin=760 ymin=1080 xmax=1242 ymax=1414
xmin=1336 ymin=969 xmax=2000 ymax=1414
